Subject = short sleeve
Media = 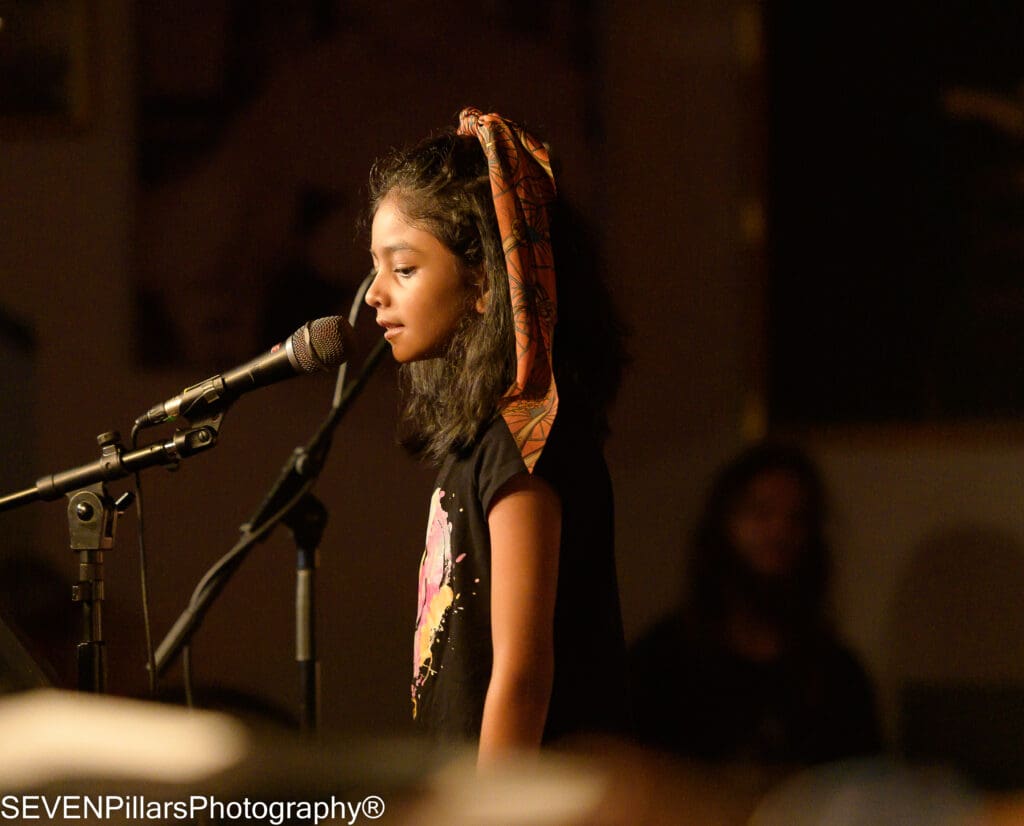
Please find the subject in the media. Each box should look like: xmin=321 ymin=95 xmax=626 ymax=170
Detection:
xmin=476 ymin=417 xmax=529 ymax=515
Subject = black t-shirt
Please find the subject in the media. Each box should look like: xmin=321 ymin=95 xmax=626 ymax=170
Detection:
xmin=412 ymin=412 xmax=630 ymax=744
xmin=629 ymin=613 xmax=882 ymax=764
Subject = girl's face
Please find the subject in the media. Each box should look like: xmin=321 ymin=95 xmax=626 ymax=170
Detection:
xmin=726 ymin=469 xmax=810 ymax=578
xmin=366 ymin=195 xmax=483 ymax=363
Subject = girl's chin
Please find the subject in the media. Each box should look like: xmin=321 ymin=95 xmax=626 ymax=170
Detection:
xmin=391 ymin=347 xmax=424 ymax=364
xmin=391 ymin=343 xmax=451 ymax=363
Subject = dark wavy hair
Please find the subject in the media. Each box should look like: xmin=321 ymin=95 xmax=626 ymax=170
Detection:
xmin=686 ymin=442 xmax=832 ymax=640
xmin=367 ymin=127 xmax=627 ymax=463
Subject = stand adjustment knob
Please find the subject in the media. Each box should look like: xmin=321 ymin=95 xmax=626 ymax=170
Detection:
xmin=96 ymin=431 xmax=121 ymax=448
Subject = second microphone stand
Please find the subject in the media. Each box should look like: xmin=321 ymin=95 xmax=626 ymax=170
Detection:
xmin=152 ymin=335 xmax=388 ymax=732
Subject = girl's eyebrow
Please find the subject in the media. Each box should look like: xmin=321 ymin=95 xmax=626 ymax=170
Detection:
xmin=370 ymin=242 xmax=420 ymax=255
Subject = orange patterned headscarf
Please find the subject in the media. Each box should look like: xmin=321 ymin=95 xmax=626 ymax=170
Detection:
xmin=457 ymin=107 xmax=559 ymax=473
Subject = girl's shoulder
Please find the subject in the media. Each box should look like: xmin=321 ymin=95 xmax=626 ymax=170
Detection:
xmin=449 ymin=415 xmax=529 ymax=514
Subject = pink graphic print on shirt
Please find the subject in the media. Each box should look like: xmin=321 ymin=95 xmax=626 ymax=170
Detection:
xmin=412 ymin=487 xmax=455 ymax=717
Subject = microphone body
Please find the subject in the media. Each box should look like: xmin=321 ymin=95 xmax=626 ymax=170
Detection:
xmin=135 ymin=317 xmax=350 ymax=428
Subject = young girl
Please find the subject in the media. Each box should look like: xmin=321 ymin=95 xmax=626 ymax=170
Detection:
xmin=365 ymin=108 xmax=629 ymax=761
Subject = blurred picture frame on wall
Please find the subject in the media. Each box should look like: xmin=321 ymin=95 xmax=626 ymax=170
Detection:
xmin=0 ymin=0 xmax=92 ymax=131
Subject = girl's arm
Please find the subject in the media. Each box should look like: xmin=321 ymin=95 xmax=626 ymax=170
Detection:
xmin=478 ymin=471 xmax=561 ymax=765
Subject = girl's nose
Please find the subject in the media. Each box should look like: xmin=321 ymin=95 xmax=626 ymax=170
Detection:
xmin=365 ymin=271 xmax=385 ymax=308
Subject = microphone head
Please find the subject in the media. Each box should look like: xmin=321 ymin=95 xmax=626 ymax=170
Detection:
xmin=290 ymin=316 xmax=352 ymax=373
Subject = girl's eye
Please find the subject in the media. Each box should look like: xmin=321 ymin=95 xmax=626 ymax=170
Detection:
xmin=395 ymin=266 xmax=416 ymax=277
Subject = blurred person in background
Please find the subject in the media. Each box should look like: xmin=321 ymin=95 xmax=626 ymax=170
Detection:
xmin=629 ymin=442 xmax=881 ymax=765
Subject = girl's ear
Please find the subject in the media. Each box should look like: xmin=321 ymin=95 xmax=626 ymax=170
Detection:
xmin=472 ymin=267 xmax=488 ymax=314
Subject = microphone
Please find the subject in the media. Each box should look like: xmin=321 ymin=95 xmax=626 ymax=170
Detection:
xmin=135 ymin=316 xmax=353 ymax=429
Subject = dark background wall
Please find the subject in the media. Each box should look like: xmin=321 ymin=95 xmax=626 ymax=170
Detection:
xmin=2 ymin=1 xmax=1023 ymax=771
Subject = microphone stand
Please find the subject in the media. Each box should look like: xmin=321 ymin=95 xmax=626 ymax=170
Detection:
xmin=0 ymin=419 xmax=223 ymax=692
xmin=288 ymin=494 xmax=326 ymax=733
xmin=152 ymin=334 xmax=388 ymax=732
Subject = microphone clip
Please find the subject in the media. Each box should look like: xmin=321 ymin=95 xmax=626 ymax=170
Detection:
xmin=164 ymin=413 xmax=224 ymax=464
xmin=135 ymin=375 xmax=231 ymax=429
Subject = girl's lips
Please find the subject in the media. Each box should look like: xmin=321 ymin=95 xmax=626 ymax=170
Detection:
xmin=380 ymin=323 xmax=403 ymax=340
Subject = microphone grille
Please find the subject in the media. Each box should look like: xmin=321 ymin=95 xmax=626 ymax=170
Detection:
xmin=290 ymin=316 xmax=350 ymax=372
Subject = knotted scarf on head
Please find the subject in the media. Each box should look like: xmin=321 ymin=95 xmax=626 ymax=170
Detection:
xmin=457 ymin=107 xmax=559 ymax=473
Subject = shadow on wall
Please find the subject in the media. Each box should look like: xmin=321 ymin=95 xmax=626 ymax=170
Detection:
xmin=886 ymin=524 xmax=1024 ymax=790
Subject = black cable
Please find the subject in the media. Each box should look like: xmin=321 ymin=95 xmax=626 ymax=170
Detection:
xmin=131 ymin=423 xmax=158 ymax=696
xmin=189 ymin=477 xmax=316 ymax=610
xmin=182 ymin=274 xmax=379 ymax=621
xmin=185 ymin=272 xmax=377 ymax=615
xmin=331 ymin=271 xmax=376 ymax=408
xmin=148 ymin=472 xmax=319 ymax=686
